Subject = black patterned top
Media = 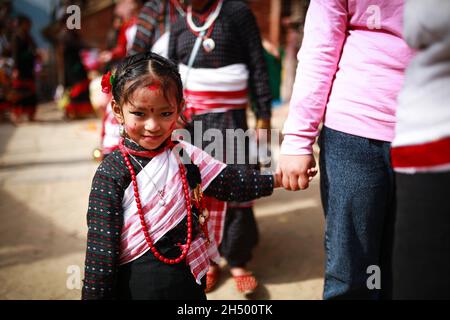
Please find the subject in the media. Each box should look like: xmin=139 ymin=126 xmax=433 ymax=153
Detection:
xmin=168 ymin=0 xmax=272 ymax=120
xmin=81 ymin=139 xmax=273 ymax=299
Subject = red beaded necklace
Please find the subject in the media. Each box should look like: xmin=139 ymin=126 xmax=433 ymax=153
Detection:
xmin=120 ymin=146 xmax=193 ymax=265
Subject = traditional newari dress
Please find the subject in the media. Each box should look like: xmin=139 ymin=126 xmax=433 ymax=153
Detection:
xmin=130 ymin=0 xmax=186 ymax=58
xmin=0 ymin=58 xmax=13 ymax=115
xmin=168 ymin=0 xmax=272 ymax=267
xmin=57 ymin=29 xmax=93 ymax=119
xmin=11 ymin=30 xmax=37 ymax=120
xmin=390 ymin=0 xmax=450 ymax=298
xmin=82 ymin=139 xmax=273 ymax=299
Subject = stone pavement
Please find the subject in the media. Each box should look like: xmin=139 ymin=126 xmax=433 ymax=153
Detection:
xmin=0 ymin=102 xmax=324 ymax=300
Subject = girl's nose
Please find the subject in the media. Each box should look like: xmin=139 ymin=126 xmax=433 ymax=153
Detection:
xmin=144 ymin=118 xmax=160 ymax=132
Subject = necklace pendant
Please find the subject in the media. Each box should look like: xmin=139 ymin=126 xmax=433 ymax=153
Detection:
xmin=158 ymin=198 xmax=166 ymax=206
xmin=202 ymin=37 xmax=215 ymax=53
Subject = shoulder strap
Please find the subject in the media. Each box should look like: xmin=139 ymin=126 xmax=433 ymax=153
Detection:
xmin=183 ymin=30 xmax=205 ymax=88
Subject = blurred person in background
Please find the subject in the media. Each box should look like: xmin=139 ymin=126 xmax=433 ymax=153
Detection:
xmin=10 ymin=15 xmax=38 ymax=124
xmin=391 ymin=0 xmax=450 ymax=300
xmin=129 ymin=0 xmax=187 ymax=58
xmin=169 ymin=0 xmax=272 ymax=295
xmin=0 ymin=2 xmax=13 ymax=122
xmin=55 ymin=11 xmax=94 ymax=120
xmin=92 ymin=0 xmax=144 ymax=160
xmin=98 ymin=0 xmax=144 ymax=65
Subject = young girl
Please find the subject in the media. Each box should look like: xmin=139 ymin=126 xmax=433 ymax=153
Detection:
xmin=81 ymin=52 xmax=282 ymax=300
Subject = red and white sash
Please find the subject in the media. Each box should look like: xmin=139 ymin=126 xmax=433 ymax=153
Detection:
xmin=119 ymin=141 xmax=227 ymax=284
xmin=180 ymin=63 xmax=249 ymax=118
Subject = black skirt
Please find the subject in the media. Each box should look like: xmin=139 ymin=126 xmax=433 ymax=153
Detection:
xmin=117 ymin=215 xmax=206 ymax=300
xmin=117 ymin=248 xmax=206 ymax=300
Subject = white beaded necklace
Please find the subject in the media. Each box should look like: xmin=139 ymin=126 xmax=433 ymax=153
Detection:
xmin=186 ymin=0 xmax=223 ymax=33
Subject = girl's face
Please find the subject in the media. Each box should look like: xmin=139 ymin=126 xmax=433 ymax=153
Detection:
xmin=112 ymin=85 xmax=179 ymax=150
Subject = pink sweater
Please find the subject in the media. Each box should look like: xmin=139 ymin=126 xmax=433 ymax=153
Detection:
xmin=281 ymin=0 xmax=415 ymax=155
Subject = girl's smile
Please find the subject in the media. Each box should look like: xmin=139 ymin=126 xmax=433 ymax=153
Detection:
xmin=113 ymin=85 xmax=179 ymax=150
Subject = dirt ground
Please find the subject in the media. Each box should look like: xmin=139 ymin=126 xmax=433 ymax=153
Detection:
xmin=0 ymin=102 xmax=324 ymax=300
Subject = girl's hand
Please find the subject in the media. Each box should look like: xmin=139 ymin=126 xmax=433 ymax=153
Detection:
xmin=274 ymin=167 xmax=317 ymax=189
xmin=307 ymin=167 xmax=318 ymax=182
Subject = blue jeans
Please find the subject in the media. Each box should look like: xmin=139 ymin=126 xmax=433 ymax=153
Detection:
xmin=318 ymin=126 xmax=395 ymax=300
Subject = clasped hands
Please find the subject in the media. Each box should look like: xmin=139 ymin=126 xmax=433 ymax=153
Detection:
xmin=273 ymin=154 xmax=318 ymax=190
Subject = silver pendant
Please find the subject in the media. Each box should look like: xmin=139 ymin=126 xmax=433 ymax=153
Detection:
xmin=202 ymin=38 xmax=215 ymax=53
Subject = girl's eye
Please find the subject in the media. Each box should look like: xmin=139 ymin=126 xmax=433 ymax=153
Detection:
xmin=161 ymin=112 xmax=174 ymax=117
xmin=130 ymin=111 xmax=144 ymax=117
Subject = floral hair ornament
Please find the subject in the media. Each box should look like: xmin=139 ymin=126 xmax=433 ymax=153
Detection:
xmin=101 ymin=71 xmax=115 ymax=94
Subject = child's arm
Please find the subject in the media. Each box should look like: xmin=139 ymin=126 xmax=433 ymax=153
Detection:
xmin=204 ymin=165 xmax=276 ymax=202
xmin=82 ymin=169 xmax=124 ymax=300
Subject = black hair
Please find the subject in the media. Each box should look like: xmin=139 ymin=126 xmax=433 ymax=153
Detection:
xmin=112 ymin=52 xmax=184 ymax=112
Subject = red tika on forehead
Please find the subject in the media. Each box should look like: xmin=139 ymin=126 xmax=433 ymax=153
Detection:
xmin=147 ymin=80 xmax=161 ymax=91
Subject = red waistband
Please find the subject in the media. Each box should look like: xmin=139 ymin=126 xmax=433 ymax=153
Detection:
xmin=391 ymin=136 xmax=450 ymax=169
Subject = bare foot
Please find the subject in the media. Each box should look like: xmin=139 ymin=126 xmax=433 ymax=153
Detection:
xmin=229 ymin=267 xmax=253 ymax=277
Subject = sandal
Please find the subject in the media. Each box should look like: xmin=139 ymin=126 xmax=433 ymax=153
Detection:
xmin=233 ymin=273 xmax=258 ymax=295
xmin=205 ymin=266 xmax=221 ymax=293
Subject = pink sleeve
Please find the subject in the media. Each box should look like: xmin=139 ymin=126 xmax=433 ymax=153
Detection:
xmin=281 ymin=0 xmax=348 ymax=155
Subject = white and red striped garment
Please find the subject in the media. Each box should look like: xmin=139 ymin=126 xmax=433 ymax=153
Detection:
xmin=391 ymin=137 xmax=450 ymax=174
xmin=179 ymin=63 xmax=249 ymax=119
xmin=391 ymin=0 xmax=450 ymax=174
xmin=119 ymin=141 xmax=227 ymax=284
xmin=101 ymin=102 xmax=121 ymax=155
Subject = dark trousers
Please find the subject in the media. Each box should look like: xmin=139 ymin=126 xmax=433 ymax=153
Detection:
xmin=393 ymin=171 xmax=450 ymax=299
xmin=219 ymin=207 xmax=259 ymax=268
xmin=318 ymin=126 xmax=396 ymax=300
